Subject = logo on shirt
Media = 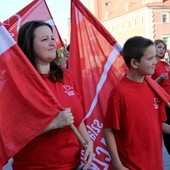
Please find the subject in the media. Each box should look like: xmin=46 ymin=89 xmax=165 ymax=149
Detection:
xmin=63 ymin=85 xmax=75 ymax=96
xmin=153 ymin=97 xmax=160 ymax=109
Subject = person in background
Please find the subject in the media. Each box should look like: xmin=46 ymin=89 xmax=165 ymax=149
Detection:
xmin=13 ymin=20 xmax=93 ymax=170
xmin=152 ymin=39 xmax=170 ymax=155
xmin=104 ymin=36 xmax=170 ymax=170
xmin=55 ymin=45 xmax=69 ymax=68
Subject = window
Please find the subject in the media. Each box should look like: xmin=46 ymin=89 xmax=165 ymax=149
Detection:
xmin=162 ymin=36 xmax=169 ymax=45
xmin=105 ymin=1 xmax=111 ymax=7
xmin=162 ymin=35 xmax=170 ymax=63
xmin=162 ymin=13 xmax=169 ymax=23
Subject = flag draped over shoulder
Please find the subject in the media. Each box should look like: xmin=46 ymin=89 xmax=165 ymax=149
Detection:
xmin=0 ymin=23 xmax=63 ymax=167
xmin=3 ymin=0 xmax=63 ymax=48
xmin=145 ymin=76 xmax=170 ymax=105
xmin=69 ymin=0 xmax=127 ymax=169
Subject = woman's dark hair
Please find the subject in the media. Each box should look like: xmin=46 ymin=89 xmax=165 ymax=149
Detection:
xmin=123 ymin=36 xmax=154 ymax=68
xmin=67 ymin=44 xmax=70 ymax=52
xmin=17 ymin=20 xmax=63 ymax=82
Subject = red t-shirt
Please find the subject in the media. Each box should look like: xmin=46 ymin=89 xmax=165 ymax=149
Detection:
xmin=13 ymin=69 xmax=84 ymax=170
xmin=104 ymin=76 xmax=166 ymax=170
xmin=152 ymin=61 xmax=170 ymax=95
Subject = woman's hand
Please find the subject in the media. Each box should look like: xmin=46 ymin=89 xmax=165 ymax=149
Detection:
xmin=78 ymin=122 xmax=93 ymax=169
xmin=83 ymin=140 xmax=93 ymax=170
xmin=42 ymin=108 xmax=74 ymax=133
xmin=160 ymin=73 xmax=168 ymax=81
xmin=155 ymin=73 xmax=168 ymax=83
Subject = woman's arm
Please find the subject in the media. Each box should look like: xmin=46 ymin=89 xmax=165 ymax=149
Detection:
xmin=78 ymin=122 xmax=93 ymax=170
xmin=155 ymin=73 xmax=168 ymax=83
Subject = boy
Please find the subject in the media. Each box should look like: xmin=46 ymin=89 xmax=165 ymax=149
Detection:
xmin=104 ymin=36 xmax=170 ymax=170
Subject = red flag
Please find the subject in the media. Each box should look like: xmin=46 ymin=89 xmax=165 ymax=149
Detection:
xmin=69 ymin=0 xmax=127 ymax=169
xmin=69 ymin=1 xmax=170 ymax=169
xmin=145 ymin=76 xmax=170 ymax=104
xmin=3 ymin=0 xmax=63 ymax=48
xmin=0 ymin=22 xmax=63 ymax=167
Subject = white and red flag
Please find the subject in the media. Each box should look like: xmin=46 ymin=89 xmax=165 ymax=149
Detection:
xmin=69 ymin=0 xmax=127 ymax=169
xmin=0 ymin=22 xmax=63 ymax=167
xmin=3 ymin=0 xmax=63 ymax=48
xmin=69 ymin=1 xmax=170 ymax=169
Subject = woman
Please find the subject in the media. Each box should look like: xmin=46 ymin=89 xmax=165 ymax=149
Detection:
xmin=12 ymin=20 xmax=93 ymax=170
xmin=152 ymin=39 xmax=170 ymax=155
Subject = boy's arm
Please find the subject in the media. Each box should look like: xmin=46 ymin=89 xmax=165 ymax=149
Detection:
xmin=162 ymin=123 xmax=170 ymax=134
xmin=104 ymin=128 xmax=129 ymax=170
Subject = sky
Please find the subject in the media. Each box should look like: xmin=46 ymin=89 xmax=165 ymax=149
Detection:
xmin=0 ymin=0 xmax=87 ymax=38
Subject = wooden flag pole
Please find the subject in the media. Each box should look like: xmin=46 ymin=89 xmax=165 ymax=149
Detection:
xmin=70 ymin=124 xmax=88 ymax=149
xmin=65 ymin=108 xmax=88 ymax=148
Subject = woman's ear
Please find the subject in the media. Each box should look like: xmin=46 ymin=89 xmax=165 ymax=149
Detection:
xmin=130 ymin=58 xmax=138 ymax=69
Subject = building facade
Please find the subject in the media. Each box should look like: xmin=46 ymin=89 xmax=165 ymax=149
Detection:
xmin=88 ymin=0 xmax=170 ymax=47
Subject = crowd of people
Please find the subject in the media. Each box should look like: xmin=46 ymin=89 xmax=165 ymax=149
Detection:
xmin=3 ymin=19 xmax=170 ymax=170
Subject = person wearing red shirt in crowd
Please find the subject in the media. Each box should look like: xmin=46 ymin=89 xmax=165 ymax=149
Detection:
xmin=152 ymin=39 xmax=170 ymax=155
xmin=104 ymin=36 xmax=170 ymax=170
xmin=12 ymin=20 xmax=93 ymax=170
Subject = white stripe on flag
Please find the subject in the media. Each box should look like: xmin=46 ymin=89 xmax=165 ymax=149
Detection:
xmin=0 ymin=25 xmax=16 ymax=55
xmin=84 ymin=43 xmax=122 ymax=120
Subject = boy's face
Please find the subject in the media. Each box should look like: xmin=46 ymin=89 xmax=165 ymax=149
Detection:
xmin=135 ymin=45 xmax=157 ymax=76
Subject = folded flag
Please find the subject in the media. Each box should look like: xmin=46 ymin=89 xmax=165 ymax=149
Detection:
xmin=0 ymin=22 xmax=63 ymax=167
xmin=3 ymin=0 xmax=63 ymax=48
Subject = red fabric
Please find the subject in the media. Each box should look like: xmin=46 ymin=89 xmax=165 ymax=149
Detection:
xmin=104 ymin=76 xmax=166 ymax=169
xmin=152 ymin=61 xmax=170 ymax=95
xmin=146 ymin=76 xmax=170 ymax=104
xmin=13 ymin=69 xmax=83 ymax=170
xmin=41 ymin=69 xmax=84 ymax=128
xmin=3 ymin=0 xmax=63 ymax=48
xmin=0 ymin=23 xmax=63 ymax=167
xmin=69 ymin=0 xmax=128 ymax=169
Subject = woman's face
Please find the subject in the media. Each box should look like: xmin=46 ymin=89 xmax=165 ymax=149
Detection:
xmin=155 ymin=42 xmax=166 ymax=59
xmin=33 ymin=25 xmax=56 ymax=65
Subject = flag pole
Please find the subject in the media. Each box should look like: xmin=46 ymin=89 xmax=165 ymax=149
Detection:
xmin=70 ymin=124 xmax=88 ymax=149
xmin=65 ymin=107 xmax=88 ymax=148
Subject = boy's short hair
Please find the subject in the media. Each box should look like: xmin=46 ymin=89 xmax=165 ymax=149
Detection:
xmin=123 ymin=36 xmax=154 ymax=68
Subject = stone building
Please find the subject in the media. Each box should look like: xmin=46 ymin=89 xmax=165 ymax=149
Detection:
xmin=88 ymin=0 xmax=170 ymax=48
